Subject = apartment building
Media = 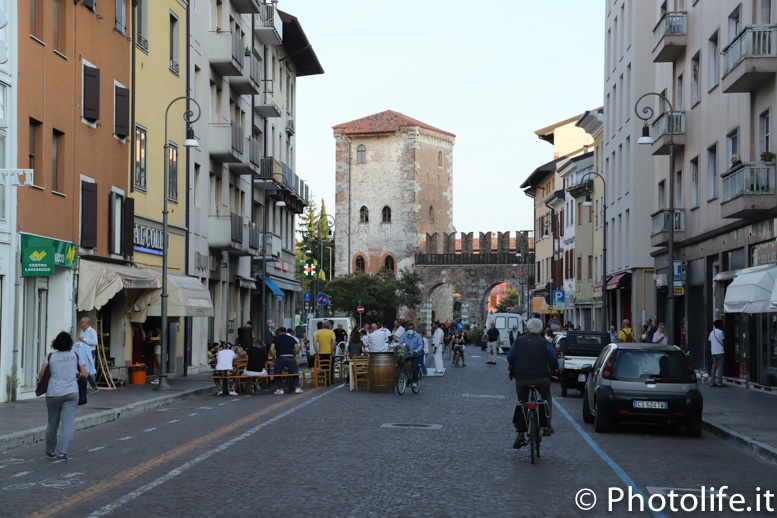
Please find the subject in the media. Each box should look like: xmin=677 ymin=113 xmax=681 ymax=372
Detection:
xmin=187 ymin=1 xmax=320 ymax=366
xmin=603 ymin=0 xmax=656 ymax=332
xmin=649 ymin=0 xmax=777 ymax=384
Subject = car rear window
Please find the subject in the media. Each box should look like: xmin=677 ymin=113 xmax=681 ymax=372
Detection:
xmin=612 ymin=350 xmax=693 ymax=383
xmin=566 ymin=333 xmax=610 ymax=357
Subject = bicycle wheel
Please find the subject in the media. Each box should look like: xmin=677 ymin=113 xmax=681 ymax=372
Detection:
xmin=444 ymin=344 xmax=452 ymax=359
xmin=529 ymin=409 xmax=537 ymax=464
xmin=534 ymin=410 xmax=541 ymax=459
xmin=411 ymin=365 xmax=421 ymax=394
xmin=396 ymin=366 xmax=407 ymax=395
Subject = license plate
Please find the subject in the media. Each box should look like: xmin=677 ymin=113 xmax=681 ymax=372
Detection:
xmin=633 ymin=400 xmax=668 ymax=409
xmin=578 ymin=374 xmax=586 ymax=382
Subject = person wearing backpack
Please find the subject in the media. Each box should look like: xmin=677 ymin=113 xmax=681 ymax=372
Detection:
xmin=618 ymin=319 xmax=635 ymax=343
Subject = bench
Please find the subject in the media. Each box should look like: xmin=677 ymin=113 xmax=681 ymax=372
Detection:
xmin=212 ymin=372 xmax=303 ymax=395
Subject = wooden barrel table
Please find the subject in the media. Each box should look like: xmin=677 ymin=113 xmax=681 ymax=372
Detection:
xmin=368 ymin=352 xmax=396 ymax=392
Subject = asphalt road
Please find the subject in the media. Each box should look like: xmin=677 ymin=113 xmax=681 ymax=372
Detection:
xmin=1 ymin=352 xmax=775 ymax=517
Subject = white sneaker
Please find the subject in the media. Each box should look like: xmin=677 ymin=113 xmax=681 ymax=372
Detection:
xmin=274 ymin=389 xmax=284 ymax=395
xmin=150 ymin=379 xmax=159 ymax=385
xmin=294 ymin=387 xmax=304 ymax=394
xmin=229 ymin=390 xmax=238 ymax=396
xmin=411 ymin=383 xmax=418 ymax=389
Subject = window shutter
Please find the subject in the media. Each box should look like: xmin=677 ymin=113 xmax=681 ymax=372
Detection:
xmin=53 ymin=0 xmax=59 ymax=44
xmin=123 ymin=196 xmax=134 ymax=257
xmin=114 ymin=86 xmax=129 ymax=137
xmin=81 ymin=181 xmax=98 ymax=248
xmin=83 ymin=66 xmax=100 ymax=121
xmin=84 ymin=0 xmax=95 ymax=12
xmin=29 ymin=124 xmax=36 ymax=156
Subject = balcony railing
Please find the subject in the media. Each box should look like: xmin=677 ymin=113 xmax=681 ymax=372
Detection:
xmin=651 ymin=111 xmax=685 ymax=141
xmin=255 ymin=2 xmax=283 ymax=45
xmin=248 ymin=221 xmax=260 ymax=250
xmin=722 ymin=162 xmax=776 ymax=202
xmin=231 ymin=120 xmax=244 ymax=156
xmin=650 ymin=208 xmax=685 ymax=236
xmin=653 ymin=11 xmax=687 ymax=49
xmin=230 ymin=212 xmax=243 ymax=244
xmin=415 ymin=252 xmax=521 ymax=266
xmin=723 ymin=25 xmax=777 ymax=76
xmin=254 ymin=80 xmax=282 ymax=117
xmin=248 ymin=136 xmax=261 ymax=169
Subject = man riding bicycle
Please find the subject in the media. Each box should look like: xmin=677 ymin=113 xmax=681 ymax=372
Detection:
xmin=396 ymin=323 xmax=425 ymax=389
xmin=507 ymin=318 xmax=559 ymax=449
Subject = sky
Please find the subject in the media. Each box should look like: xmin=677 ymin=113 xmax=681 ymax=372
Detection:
xmin=290 ymin=0 xmax=605 ymax=235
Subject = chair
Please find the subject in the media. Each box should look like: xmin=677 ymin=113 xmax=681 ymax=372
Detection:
xmin=300 ymin=357 xmax=316 ymax=388
xmin=234 ymin=359 xmax=252 ymax=393
xmin=315 ymin=356 xmax=332 ymax=387
xmin=352 ymin=355 xmax=370 ymax=392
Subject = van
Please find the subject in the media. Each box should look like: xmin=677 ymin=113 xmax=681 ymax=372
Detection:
xmin=487 ymin=313 xmax=526 ymax=353
xmin=305 ymin=316 xmax=357 ymax=357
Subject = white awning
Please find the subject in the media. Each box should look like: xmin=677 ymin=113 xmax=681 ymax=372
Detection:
xmin=236 ymin=275 xmax=257 ymax=290
xmin=77 ymin=259 xmax=160 ymax=312
xmin=713 ymin=270 xmax=740 ymax=282
xmin=724 ymin=265 xmax=777 ymax=314
xmin=145 ymin=273 xmax=214 ymax=317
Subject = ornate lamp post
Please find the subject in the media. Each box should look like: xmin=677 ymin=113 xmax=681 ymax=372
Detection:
xmin=579 ymin=171 xmax=607 ymax=332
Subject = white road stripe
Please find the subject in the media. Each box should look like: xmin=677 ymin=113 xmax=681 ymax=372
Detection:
xmin=88 ymin=447 xmax=105 ymax=452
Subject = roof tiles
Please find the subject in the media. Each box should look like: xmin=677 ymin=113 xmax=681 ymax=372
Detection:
xmin=332 ymin=110 xmax=455 ymax=137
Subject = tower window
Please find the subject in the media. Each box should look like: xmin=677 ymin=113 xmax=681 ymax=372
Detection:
xmin=357 ymin=144 xmax=366 ymax=164
xmin=382 ymin=206 xmax=391 ymax=223
xmin=429 ymin=205 xmax=435 ymax=223
xmin=385 ymin=255 xmax=395 ymax=273
xmin=359 ymin=206 xmax=369 ymax=223
xmin=438 ymin=151 xmax=443 ymax=167
xmin=355 ymin=255 xmax=365 ymax=273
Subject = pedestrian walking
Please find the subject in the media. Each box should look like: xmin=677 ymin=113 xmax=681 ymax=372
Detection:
xmin=709 ymin=319 xmax=726 ymax=387
xmin=645 ymin=317 xmax=656 ymax=343
xmin=40 ymin=331 xmax=87 ymax=460
xmin=78 ymin=316 xmax=99 ymax=367
xmin=652 ymin=323 xmax=668 ymax=345
xmin=486 ymin=322 xmax=500 ymax=364
xmin=509 ymin=325 xmax=521 ymax=349
xmin=609 ymin=325 xmax=619 ymax=343
xmin=72 ymin=340 xmax=99 ymax=393
xmin=432 ymin=321 xmax=445 ymax=373
xmin=418 ymin=330 xmax=429 ymax=375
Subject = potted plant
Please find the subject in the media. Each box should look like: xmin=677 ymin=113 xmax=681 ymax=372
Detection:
xmin=245 ymin=46 xmax=251 ymax=57
xmin=761 ymin=151 xmax=775 ymax=162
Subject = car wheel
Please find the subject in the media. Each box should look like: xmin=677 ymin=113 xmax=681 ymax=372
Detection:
xmin=561 ymin=386 xmax=568 ymax=397
xmin=594 ymin=400 xmax=613 ymax=433
xmin=686 ymin=417 xmax=703 ymax=437
xmin=582 ymin=390 xmax=594 ymax=424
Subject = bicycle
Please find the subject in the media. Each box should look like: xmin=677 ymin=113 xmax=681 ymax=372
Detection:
xmin=452 ymin=347 xmax=461 ymax=367
xmin=443 ymin=340 xmax=452 ymax=359
xmin=513 ymin=385 xmax=548 ymax=464
xmin=396 ymin=353 xmax=421 ymax=395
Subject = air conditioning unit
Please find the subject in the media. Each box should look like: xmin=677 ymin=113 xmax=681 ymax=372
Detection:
xmin=285 ymin=118 xmax=295 ymax=136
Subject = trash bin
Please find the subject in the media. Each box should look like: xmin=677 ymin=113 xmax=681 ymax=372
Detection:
xmin=128 ymin=363 xmax=148 ymax=385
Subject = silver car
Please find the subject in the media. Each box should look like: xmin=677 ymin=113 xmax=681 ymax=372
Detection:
xmin=581 ymin=343 xmax=703 ymax=437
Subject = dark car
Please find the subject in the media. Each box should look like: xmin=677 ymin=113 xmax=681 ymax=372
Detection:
xmin=582 ymin=343 xmax=703 ymax=437
xmin=557 ymin=330 xmax=611 ymax=397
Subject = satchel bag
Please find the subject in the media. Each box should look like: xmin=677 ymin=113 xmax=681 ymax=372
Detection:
xmin=35 ymin=353 xmax=53 ymax=397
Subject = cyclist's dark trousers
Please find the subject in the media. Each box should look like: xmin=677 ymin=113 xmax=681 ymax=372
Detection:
xmin=514 ymin=376 xmax=552 ymax=426
xmin=411 ymin=355 xmax=421 ymax=383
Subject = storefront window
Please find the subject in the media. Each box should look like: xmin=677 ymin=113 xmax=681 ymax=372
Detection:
xmin=769 ymin=315 xmax=777 ymax=384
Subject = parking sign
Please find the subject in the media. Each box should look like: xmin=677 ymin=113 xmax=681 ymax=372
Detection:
xmin=553 ymin=290 xmax=565 ymax=303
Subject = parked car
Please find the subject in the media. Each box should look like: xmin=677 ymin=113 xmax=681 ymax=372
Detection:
xmin=582 ymin=343 xmax=703 ymax=437
xmin=557 ymin=330 xmax=611 ymax=397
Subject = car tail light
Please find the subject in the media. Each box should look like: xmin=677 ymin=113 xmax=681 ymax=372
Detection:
xmin=684 ymin=357 xmax=697 ymax=382
xmin=526 ymin=403 xmax=536 ymax=410
xmin=601 ymin=352 xmax=617 ymax=379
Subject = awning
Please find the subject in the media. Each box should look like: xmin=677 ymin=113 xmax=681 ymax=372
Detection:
xmin=236 ymin=275 xmax=257 ymax=290
xmin=593 ymin=277 xmax=610 ymax=293
xmin=269 ymin=275 xmax=302 ymax=292
xmin=724 ymin=265 xmax=777 ymax=313
xmin=257 ymin=274 xmax=286 ymax=301
xmin=145 ymin=274 xmax=214 ymax=318
xmin=713 ymin=270 xmax=740 ymax=282
xmin=77 ymin=259 xmax=160 ymax=312
xmin=606 ymin=273 xmax=629 ymax=290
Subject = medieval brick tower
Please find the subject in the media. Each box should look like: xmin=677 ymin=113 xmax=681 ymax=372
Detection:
xmin=332 ymin=110 xmax=455 ymax=277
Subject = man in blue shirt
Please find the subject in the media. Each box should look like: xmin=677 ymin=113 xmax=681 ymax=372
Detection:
xmin=397 ymin=323 xmax=424 ymax=389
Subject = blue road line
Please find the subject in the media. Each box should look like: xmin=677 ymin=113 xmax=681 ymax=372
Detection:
xmin=555 ymin=399 xmax=668 ymax=518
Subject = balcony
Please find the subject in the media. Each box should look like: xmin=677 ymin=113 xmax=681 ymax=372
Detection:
xmin=254 ymin=156 xmax=283 ymax=184
xmin=208 ymin=212 xmax=247 ymax=254
xmin=230 ymin=136 xmax=260 ymax=175
xmin=650 ymin=208 xmax=685 ymax=247
xmin=285 ymin=118 xmax=295 ymax=136
xmin=721 ymin=162 xmax=776 ymax=218
xmin=722 ymin=25 xmax=777 ymax=93
xmin=254 ymin=80 xmax=282 ymax=118
xmin=229 ymin=53 xmax=261 ymax=95
xmin=254 ymin=3 xmax=283 ymax=45
xmin=650 ymin=111 xmax=685 ymax=156
xmin=230 ymin=0 xmax=260 ymax=14
xmin=209 ymin=31 xmax=244 ymax=77
xmin=653 ymin=12 xmax=687 ymax=62
xmin=208 ymin=121 xmax=245 ymax=164
xmin=259 ymin=232 xmax=282 ymax=258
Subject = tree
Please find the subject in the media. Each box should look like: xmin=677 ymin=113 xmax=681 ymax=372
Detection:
xmin=494 ymin=287 xmax=521 ymax=313
xmin=326 ymin=268 xmax=421 ymax=322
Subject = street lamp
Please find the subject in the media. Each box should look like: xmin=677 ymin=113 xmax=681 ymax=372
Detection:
xmin=579 ymin=172 xmax=607 ymax=332
xmin=312 ymin=214 xmax=335 ymax=317
xmin=157 ymin=96 xmax=201 ymax=391
xmin=635 ymin=92 xmax=675 ymax=345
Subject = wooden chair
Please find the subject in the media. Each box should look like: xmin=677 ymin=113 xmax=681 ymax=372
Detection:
xmin=352 ymin=355 xmax=370 ymax=391
xmin=300 ymin=357 xmax=317 ymax=388
xmin=315 ymin=356 xmax=332 ymax=387
xmin=234 ymin=359 xmax=251 ymax=393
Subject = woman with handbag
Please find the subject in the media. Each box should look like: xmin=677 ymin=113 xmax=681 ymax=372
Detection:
xmin=38 ymin=331 xmax=87 ymax=460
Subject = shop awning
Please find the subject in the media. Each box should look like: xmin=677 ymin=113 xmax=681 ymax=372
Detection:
xmin=257 ymin=274 xmax=286 ymax=301
xmin=270 ymin=275 xmax=302 ymax=292
xmin=724 ymin=265 xmax=777 ymax=314
xmin=146 ymin=274 xmax=214 ymax=317
xmin=593 ymin=277 xmax=610 ymax=293
xmin=713 ymin=270 xmax=740 ymax=282
xmin=77 ymin=259 xmax=160 ymax=312
xmin=606 ymin=273 xmax=629 ymax=290
xmin=236 ymin=275 xmax=257 ymax=290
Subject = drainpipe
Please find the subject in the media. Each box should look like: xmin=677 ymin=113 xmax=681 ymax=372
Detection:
xmin=130 ymin=0 xmax=137 ymax=193
xmin=183 ymin=0 xmax=191 ymax=376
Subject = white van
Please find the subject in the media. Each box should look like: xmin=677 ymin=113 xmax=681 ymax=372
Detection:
xmin=487 ymin=313 xmax=526 ymax=353
xmin=305 ymin=316 xmax=357 ymax=356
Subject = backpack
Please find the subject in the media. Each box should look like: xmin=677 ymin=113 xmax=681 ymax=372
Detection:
xmin=623 ymin=329 xmax=634 ymax=343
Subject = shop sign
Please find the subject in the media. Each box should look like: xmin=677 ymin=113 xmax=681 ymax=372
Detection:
xmin=134 ymin=223 xmax=164 ymax=255
xmin=20 ymin=234 xmax=77 ymax=277
xmin=751 ymin=240 xmax=776 ymax=267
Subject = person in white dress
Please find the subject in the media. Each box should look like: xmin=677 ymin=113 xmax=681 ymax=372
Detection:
xmin=432 ymin=321 xmax=445 ymax=373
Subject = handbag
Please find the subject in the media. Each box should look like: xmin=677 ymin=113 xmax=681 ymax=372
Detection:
xmin=35 ymin=353 xmax=52 ymax=397
xmin=76 ymin=377 xmax=88 ymax=405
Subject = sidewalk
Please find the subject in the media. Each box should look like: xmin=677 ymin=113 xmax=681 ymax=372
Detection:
xmin=0 ymin=372 xmax=215 ymax=453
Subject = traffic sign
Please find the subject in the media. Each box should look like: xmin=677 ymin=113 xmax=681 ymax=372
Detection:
xmin=548 ymin=318 xmax=561 ymax=330
xmin=457 ymin=322 xmax=464 ymax=330
xmin=506 ymin=305 xmax=513 ymax=311
xmin=303 ymin=292 xmax=311 ymax=302
xmin=553 ymin=290 xmax=565 ymax=303
xmin=357 ymin=305 xmax=364 ymax=313
xmin=553 ymin=303 xmax=564 ymax=311
xmin=317 ymin=293 xmax=329 ymax=305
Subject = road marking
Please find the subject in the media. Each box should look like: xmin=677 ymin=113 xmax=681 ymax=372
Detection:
xmin=143 ymin=428 xmax=157 ymax=433
xmin=11 ymin=471 xmax=31 ymax=478
xmin=167 ymin=420 xmax=179 ymax=424
xmin=0 ymin=458 xmax=25 ymax=469
xmin=87 ymin=447 xmax=105 ymax=452
xmin=28 ymin=386 xmax=343 ymax=518
xmin=4 ymin=473 xmax=84 ymax=491
xmin=555 ymin=400 xmax=667 ymax=518
xmin=461 ymin=393 xmax=505 ymax=399
xmin=118 ymin=437 xmax=132 ymax=441
xmin=188 ymin=413 xmax=198 ymax=417
xmin=380 ymin=423 xmax=442 ymax=430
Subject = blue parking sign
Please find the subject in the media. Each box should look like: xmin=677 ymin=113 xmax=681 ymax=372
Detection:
xmin=553 ymin=290 xmax=565 ymax=303
xmin=303 ymin=292 xmax=311 ymax=302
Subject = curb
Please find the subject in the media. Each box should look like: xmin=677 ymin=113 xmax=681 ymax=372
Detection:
xmin=703 ymin=418 xmax=777 ymax=465
xmin=0 ymin=386 xmax=214 ymax=453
